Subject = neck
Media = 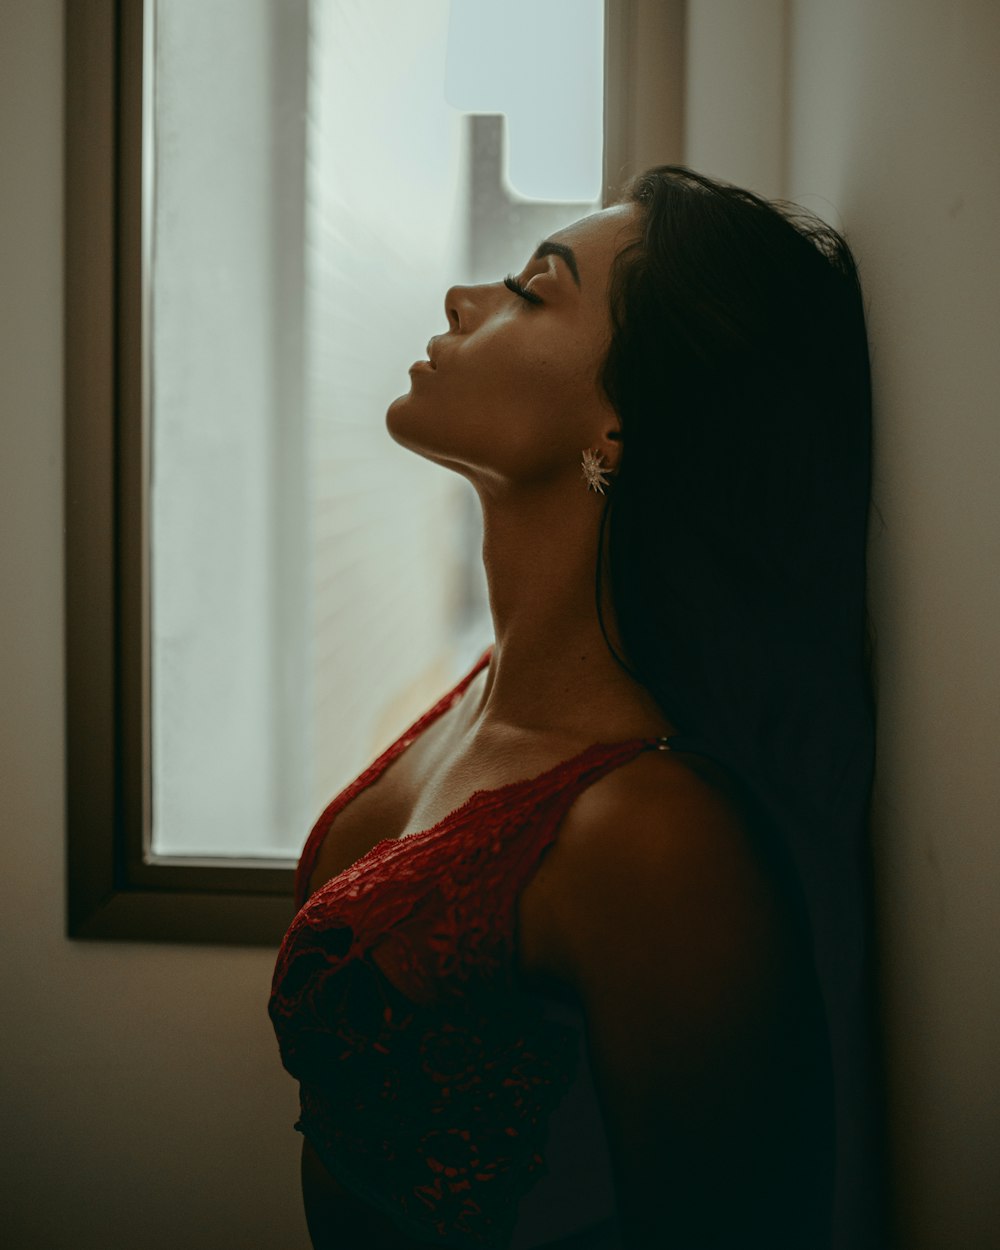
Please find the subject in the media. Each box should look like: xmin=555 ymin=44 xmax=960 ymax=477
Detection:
xmin=462 ymin=480 xmax=674 ymax=743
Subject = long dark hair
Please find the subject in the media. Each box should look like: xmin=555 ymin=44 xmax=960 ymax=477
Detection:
xmin=596 ymin=165 xmax=883 ymax=1247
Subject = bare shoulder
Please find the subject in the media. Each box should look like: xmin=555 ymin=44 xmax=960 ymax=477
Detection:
xmin=565 ymin=744 xmax=749 ymax=860
xmin=531 ymin=748 xmax=833 ymax=1245
xmin=532 ymin=745 xmax=796 ymax=995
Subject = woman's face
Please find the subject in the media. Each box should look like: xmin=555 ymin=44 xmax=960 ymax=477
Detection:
xmin=386 ymin=202 xmax=641 ymax=494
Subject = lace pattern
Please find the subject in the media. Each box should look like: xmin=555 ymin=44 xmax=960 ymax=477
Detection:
xmin=269 ymin=646 xmax=663 ymax=1247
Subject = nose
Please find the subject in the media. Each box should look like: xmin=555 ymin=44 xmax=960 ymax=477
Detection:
xmin=444 ymin=283 xmax=475 ymax=332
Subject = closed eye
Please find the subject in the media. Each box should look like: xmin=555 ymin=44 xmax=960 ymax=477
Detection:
xmin=503 ymin=273 xmax=543 ymax=306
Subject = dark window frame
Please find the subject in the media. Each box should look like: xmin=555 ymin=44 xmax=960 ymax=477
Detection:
xmin=63 ymin=0 xmax=684 ymax=946
xmin=65 ymin=0 xmax=296 ymax=945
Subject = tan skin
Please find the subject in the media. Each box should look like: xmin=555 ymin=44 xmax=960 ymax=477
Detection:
xmin=299 ymin=205 xmax=835 ymax=1249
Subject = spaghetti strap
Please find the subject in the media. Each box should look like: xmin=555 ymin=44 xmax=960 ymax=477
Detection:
xmin=659 ymin=733 xmax=722 ymax=760
xmin=661 ymin=733 xmax=689 ymax=748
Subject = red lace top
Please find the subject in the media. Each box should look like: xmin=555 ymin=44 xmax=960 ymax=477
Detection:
xmin=268 ymin=644 xmax=675 ymax=1249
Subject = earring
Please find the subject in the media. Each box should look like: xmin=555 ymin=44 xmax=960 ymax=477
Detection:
xmin=580 ymin=447 xmax=612 ymax=494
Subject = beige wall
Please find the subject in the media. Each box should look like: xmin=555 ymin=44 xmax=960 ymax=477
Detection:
xmin=684 ymin=0 xmax=788 ymax=199
xmin=0 ymin=4 xmax=310 ymax=1246
xmin=784 ymin=3 xmax=1000 ymax=1246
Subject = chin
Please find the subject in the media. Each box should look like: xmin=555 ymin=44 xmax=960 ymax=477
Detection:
xmin=384 ymin=391 xmax=419 ymax=446
xmin=384 ymin=393 xmax=443 ymax=459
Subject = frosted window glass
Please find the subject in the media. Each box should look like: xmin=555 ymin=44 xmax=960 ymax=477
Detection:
xmin=146 ymin=0 xmax=603 ymax=859
xmin=445 ymin=0 xmax=605 ymax=202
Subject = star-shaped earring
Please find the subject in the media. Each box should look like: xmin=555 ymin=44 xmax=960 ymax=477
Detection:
xmin=581 ymin=447 xmax=612 ymax=494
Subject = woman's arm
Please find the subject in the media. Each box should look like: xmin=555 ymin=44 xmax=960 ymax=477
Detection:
xmin=544 ymin=754 xmax=832 ymax=1249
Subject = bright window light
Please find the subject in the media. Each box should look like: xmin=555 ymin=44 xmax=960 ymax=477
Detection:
xmin=444 ymin=0 xmax=605 ymax=202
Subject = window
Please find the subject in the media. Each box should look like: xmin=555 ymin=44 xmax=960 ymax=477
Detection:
xmin=65 ymin=0 xmax=683 ymax=944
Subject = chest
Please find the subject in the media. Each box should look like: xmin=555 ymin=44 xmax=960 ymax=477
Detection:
xmin=303 ymin=729 xmax=579 ymax=1000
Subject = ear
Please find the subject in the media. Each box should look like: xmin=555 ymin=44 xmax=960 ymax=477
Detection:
xmin=602 ymin=418 xmax=623 ymax=472
xmin=591 ymin=385 xmax=623 ymax=465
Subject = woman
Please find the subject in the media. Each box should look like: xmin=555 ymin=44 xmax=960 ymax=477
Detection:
xmin=269 ymin=166 xmax=880 ymax=1250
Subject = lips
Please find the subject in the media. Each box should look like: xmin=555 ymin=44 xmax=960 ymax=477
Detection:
xmin=425 ymin=339 xmax=440 ymax=369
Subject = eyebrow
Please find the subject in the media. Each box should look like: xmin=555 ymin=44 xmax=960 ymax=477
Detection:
xmin=533 ymin=239 xmax=581 ymax=288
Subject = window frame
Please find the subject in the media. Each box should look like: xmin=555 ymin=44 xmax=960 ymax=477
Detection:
xmin=63 ymin=0 xmax=683 ymax=946
xmin=65 ymin=0 xmax=295 ymax=945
